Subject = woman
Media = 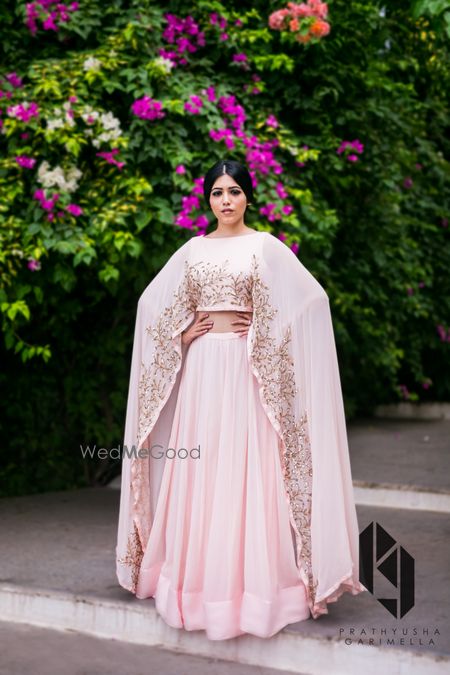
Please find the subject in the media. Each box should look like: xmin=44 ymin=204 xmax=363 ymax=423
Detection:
xmin=116 ymin=159 xmax=366 ymax=641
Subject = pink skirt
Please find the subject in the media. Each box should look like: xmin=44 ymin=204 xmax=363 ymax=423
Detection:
xmin=135 ymin=330 xmax=311 ymax=640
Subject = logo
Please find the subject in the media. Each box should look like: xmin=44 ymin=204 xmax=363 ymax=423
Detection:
xmin=360 ymin=521 xmax=415 ymax=618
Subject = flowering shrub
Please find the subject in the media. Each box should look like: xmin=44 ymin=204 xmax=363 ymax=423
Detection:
xmin=269 ymin=1 xmax=331 ymax=44
xmin=0 ymin=0 xmax=449 ymax=495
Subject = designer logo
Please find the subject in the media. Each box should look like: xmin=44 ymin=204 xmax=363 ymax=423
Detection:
xmin=359 ymin=521 xmax=415 ymax=618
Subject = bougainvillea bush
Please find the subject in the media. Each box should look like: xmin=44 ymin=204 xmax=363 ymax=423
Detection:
xmin=1 ymin=0 xmax=449 ymax=495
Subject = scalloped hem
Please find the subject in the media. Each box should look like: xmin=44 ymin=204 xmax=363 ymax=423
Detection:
xmin=309 ymin=572 xmax=367 ymax=620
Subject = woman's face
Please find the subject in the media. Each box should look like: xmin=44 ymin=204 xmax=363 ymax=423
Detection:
xmin=209 ymin=174 xmax=248 ymax=225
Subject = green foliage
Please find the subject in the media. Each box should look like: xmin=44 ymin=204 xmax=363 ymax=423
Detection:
xmin=0 ymin=0 xmax=449 ymax=496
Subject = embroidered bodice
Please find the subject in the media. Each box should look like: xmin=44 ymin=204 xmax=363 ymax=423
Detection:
xmin=186 ymin=231 xmax=265 ymax=312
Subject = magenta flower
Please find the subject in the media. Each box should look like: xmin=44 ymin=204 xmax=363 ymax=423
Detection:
xmin=184 ymin=94 xmax=203 ymax=114
xmin=96 ymin=148 xmax=125 ymax=170
xmin=66 ymin=203 xmax=83 ymax=216
xmin=7 ymin=101 xmax=39 ymax=122
xmin=5 ymin=72 xmax=23 ymax=88
xmin=175 ymin=164 xmax=186 ymax=174
xmin=275 ymin=182 xmax=288 ymax=199
xmin=291 ymin=242 xmax=299 ymax=255
xmin=15 ymin=155 xmax=36 ymax=169
xmin=27 ymin=258 xmax=41 ymax=271
xmin=437 ymin=324 xmax=450 ymax=342
xmin=282 ymin=204 xmax=294 ymax=215
xmin=266 ymin=115 xmax=279 ymax=128
xmin=131 ymin=95 xmax=165 ymax=121
xmin=233 ymin=53 xmax=248 ymax=62
xmin=337 ymin=139 xmax=364 ymax=156
xmin=403 ymin=177 xmax=413 ymax=189
xmin=441 ymin=217 xmax=448 ymax=228
xmin=25 ymin=0 xmax=79 ymax=35
xmin=347 ymin=154 xmax=359 ymax=162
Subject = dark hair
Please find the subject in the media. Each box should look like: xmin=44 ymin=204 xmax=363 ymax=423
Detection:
xmin=203 ymin=159 xmax=253 ymax=208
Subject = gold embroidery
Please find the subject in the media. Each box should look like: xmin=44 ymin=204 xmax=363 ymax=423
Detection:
xmin=185 ymin=258 xmax=253 ymax=309
xmin=117 ymin=521 xmax=144 ymax=593
xmin=130 ymin=251 xmax=317 ymax=607
xmin=249 ymin=255 xmax=318 ymax=607
xmin=132 ymin=257 xmax=255 ymax=558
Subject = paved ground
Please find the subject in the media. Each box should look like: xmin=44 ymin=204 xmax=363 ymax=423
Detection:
xmin=0 ymin=416 xmax=448 ymax=673
xmin=0 ymin=620 xmax=302 ymax=675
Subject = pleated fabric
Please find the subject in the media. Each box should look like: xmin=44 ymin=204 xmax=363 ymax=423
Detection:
xmin=135 ymin=329 xmax=311 ymax=640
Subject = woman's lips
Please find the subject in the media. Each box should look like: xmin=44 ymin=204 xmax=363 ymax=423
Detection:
xmin=222 ymin=209 xmax=233 ymax=213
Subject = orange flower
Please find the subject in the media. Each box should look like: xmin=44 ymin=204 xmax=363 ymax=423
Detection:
xmin=310 ymin=18 xmax=330 ymax=37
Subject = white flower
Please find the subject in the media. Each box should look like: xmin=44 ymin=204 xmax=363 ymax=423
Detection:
xmin=81 ymin=110 xmax=99 ymax=124
xmin=92 ymin=138 xmax=101 ymax=148
xmin=63 ymin=101 xmax=72 ymax=111
xmin=65 ymin=113 xmax=76 ymax=127
xmin=100 ymin=111 xmax=121 ymax=130
xmin=47 ymin=118 xmax=65 ymax=131
xmin=154 ymin=56 xmax=174 ymax=73
xmin=36 ymin=161 xmax=82 ymax=193
xmin=54 ymin=107 xmax=62 ymax=117
xmin=83 ymin=57 xmax=102 ymax=72
xmin=84 ymin=128 xmax=93 ymax=136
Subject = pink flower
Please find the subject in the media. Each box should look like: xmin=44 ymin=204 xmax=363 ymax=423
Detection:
xmin=347 ymin=154 xmax=359 ymax=162
xmin=131 ymin=95 xmax=165 ymax=121
xmin=233 ymin=53 xmax=247 ymax=62
xmin=275 ymin=182 xmax=288 ymax=199
xmin=175 ymin=164 xmax=186 ymax=174
xmin=27 ymin=258 xmax=41 ymax=271
xmin=266 ymin=114 xmax=279 ymax=128
xmin=7 ymin=101 xmax=39 ymax=122
xmin=66 ymin=203 xmax=83 ymax=216
xmin=290 ymin=242 xmax=299 ymax=255
xmin=15 ymin=155 xmax=36 ymax=168
xmin=96 ymin=149 xmax=125 ymax=170
xmin=5 ymin=72 xmax=23 ymax=88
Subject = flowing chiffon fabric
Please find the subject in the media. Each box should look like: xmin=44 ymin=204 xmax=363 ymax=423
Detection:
xmin=136 ymin=330 xmax=310 ymax=640
xmin=116 ymin=230 xmax=367 ymax=641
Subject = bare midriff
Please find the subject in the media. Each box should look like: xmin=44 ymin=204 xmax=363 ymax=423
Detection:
xmin=195 ymin=309 xmax=253 ymax=333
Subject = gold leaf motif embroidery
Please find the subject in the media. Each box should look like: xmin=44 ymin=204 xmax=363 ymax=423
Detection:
xmin=125 ymin=252 xmax=317 ymax=607
xmin=130 ymin=257 xmax=256 ymax=572
xmin=249 ymin=255 xmax=318 ymax=607
xmin=117 ymin=521 xmax=144 ymax=593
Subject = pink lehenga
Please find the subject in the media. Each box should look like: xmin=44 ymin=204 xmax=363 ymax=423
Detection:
xmin=115 ymin=230 xmax=366 ymax=641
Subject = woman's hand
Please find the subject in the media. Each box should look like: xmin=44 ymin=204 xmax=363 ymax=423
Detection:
xmin=231 ymin=311 xmax=253 ymax=337
xmin=181 ymin=312 xmax=214 ymax=346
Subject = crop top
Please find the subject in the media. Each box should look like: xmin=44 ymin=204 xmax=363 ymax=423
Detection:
xmin=184 ymin=231 xmax=266 ymax=313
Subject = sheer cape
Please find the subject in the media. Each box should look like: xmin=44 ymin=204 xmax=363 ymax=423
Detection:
xmin=116 ymin=231 xmax=367 ymax=619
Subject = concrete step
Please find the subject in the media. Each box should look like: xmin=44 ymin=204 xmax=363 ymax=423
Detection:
xmin=0 ymin=487 xmax=448 ymax=675
xmin=0 ymin=619 xmax=302 ymax=675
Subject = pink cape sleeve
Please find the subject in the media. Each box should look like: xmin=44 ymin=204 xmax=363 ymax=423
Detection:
xmin=248 ymin=234 xmax=367 ymax=618
xmin=116 ymin=238 xmax=195 ymax=593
